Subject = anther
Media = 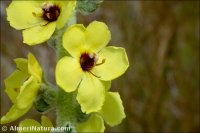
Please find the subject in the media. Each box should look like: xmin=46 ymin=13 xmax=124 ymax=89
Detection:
xmin=42 ymin=3 xmax=60 ymax=22
xmin=80 ymin=52 xmax=98 ymax=71
xmin=96 ymin=58 xmax=106 ymax=66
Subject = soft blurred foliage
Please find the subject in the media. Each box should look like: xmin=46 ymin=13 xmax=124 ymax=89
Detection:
xmin=1 ymin=1 xmax=199 ymax=132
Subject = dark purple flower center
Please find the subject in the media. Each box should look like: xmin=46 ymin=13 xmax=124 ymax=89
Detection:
xmin=42 ymin=4 xmax=60 ymax=22
xmin=80 ymin=53 xmax=97 ymax=71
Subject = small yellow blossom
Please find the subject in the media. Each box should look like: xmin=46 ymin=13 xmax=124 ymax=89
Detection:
xmin=7 ymin=1 xmax=76 ymax=45
xmin=56 ymin=21 xmax=129 ymax=114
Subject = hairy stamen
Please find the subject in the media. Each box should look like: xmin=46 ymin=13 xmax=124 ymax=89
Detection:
xmin=42 ymin=3 xmax=60 ymax=22
xmin=88 ymin=71 xmax=101 ymax=78
xmin=96 ymin=58 xmax=106 ymax=66
xmin=80 ymin=52 xmax=106 ymax=78
xmin=80 ymin=53 xmax=97 ymax=71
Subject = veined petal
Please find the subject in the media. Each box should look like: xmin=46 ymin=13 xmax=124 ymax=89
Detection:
xmin=4 ymin=70 xmax=29 ymax=103
xmin=19 ymin=119 xmax=41 ymax=133
xmin=63 ymin=24 xmax=86 ymax=58
xmin=99 ymin=92 xmax=126 ymax=127
xmin=93 ymin=46 xmax=129 ymax=81
xmin=56 ymin=56 xmax=83 ymax=92
xmin=76 ymin=114 xmax=105 ymax=132
xmin=16 ymin=76 xmax=40 ymax=109
xmin=85 ymin=21 xmax=111 ymax=52
xmin=0 ymin=104 xmax=32 ymax=124
xmin=14 ymin=58 xmax=28 ymax=74
xmin=28 ymin=53 xmax=42 ymax=82
xmin=56 ymin=1 xmax=76 ymax=29
xmin=7 ymin=1 xmax=44 ymax=30
xmin=77 ymin=73 xmax=106 ymax=114
xmin=23 ymin=22 xmax=56 ymax=45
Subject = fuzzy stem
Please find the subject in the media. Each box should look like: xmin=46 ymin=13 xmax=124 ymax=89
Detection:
xmin=56 ymin=90 xmax=76 ymax=126
xmin=56 ymin=12 xmax=77 ymax=127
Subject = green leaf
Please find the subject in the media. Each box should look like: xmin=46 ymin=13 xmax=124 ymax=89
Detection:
xmin=76 ymin=0 xmax=103 ymax=15
xmin=34 ymin=95 xmax=50 ymax=113
xmin=34 ymin=88 xmax=57 ymax=113
xmin=43 ymin=88 xmax=57 ymax=105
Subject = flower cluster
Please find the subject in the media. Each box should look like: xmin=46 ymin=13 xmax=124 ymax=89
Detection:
xmin=1 ymin=1 xmax=129 ymax=132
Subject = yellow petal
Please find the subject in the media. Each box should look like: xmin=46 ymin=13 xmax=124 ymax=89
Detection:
xmin=93 ymin=46 xmax=129 ymax=81
xmin=14 ymin=58 xmax=28 ymax=74
xmin=77 ymin=73 xmax=106 ymax=114
xmin=6 ymin=1 xmax=44 ymax=30
xmin=104 ymin=80 xmax=111 ymax=91
xmin=56 ymin=56 xmax=83 ymax=92
xmin=0 ymin=104 xmax=32 ymax=124
xmin=16 ymin=76 xmax=40 ymax=109
xmin=18 ymin=116 xmax=53 ymax=133
xmin=56 ymin=1 xmax=76 ymax=29
xmin=99 ymin=92 xmax=126 ymax=127
xmin=63 ymin=24 xmax=86 ymax=58
xmin=28 ymin=53 xmax=42 ymax=82
xmin=23 ymin=22 xmax=56 ymax=45
xmin=19 ymin=119 xmax=41 ymax=133
xmin=85 ymin=21 xmax=111 ymax=52
xmin=4 ymin=70 xmax=29 ymax=103
xmin=76 ymin=114 xmax=105 ymax=132
xmin=41 ymin=116 xmax=53 ymax=127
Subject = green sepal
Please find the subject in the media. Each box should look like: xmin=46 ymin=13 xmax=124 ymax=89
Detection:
xmin=34 ymin=95 xmax=50 ymax=113
xmin=34 ymin=87 xmax=58 ymax=113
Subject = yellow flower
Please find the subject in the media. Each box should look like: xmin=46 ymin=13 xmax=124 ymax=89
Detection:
xmin=1 ymin=53 xmax=42 ymax=124
xmin=56 ymin=21 xmax=129 ymax=114
xmin=19 ymin=116 xmax=53 ymax=133
xmin=7 ymin=1 xmax=76 ymax=45
xmin=76 ymin=92 xmax=126 ymax=132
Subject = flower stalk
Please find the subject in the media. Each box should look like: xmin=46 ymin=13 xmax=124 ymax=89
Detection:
xmin=55 ymin=11 xmax=78 ymax=128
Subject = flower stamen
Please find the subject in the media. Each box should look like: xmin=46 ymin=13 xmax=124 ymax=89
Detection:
xmin=80 ymin=53 xmax=104 ymax=78
xmin=88 ymin=71 xmax=101 ymax=78
xmin=95 ymin=58 xmax=106 ymax=66
xmin=42 ymin=3 xmax=60 ymax=22
xmin=80 ymin=53 xmax=98 ymax=71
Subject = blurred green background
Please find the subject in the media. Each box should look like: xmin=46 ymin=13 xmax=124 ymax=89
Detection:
xmin=1 ymin=0 xmax=199 ymax=132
